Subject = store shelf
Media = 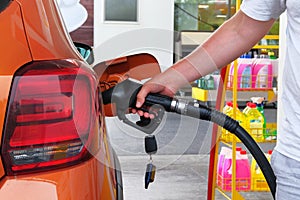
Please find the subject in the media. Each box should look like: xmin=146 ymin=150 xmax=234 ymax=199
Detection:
xmin=192 ymin=88 xmax=276 ymax=103
xmin=207 ymin=60 xmax=277 ymax=200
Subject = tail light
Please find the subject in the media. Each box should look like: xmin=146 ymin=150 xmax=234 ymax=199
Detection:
xmin=1 ymin=60 xmax=100 ymax=175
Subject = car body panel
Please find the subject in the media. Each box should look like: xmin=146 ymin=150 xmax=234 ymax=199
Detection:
xmin=1 ymin=179 xmax=58 ymax=200
xmin=0 ymin=77 xmax=11 ymax=179
xmin=0 ymin=158 xmax=116 ymax=200
xmin=0 ymin=1 xmax=32 ymax=75
xmin=17 ymin=0 xmax=82 ymax=61
xmin=0 ymin=1 xmax=32 ymax=180
xmin=0 ymin=0 xmax=121 ymax=199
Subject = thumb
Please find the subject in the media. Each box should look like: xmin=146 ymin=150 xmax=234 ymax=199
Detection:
xmin=136 ymin=86 xmax=150 ymax=108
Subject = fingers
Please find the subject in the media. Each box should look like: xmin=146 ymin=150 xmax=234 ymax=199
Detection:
xmin=131 ymin=108 xmax=137 ymax=114
xmin=131 ymin=108 xmax=155 ymax=119
xmin=144 ymin=112 xmax=155 ymax=119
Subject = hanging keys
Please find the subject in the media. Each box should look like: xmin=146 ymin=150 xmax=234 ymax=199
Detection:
xmin=144 ymin=135 xmax=157 ymax=189
xmin=144 ymin=161 xmax=156 ymax=189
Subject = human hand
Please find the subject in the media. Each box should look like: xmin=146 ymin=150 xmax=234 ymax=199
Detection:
xmin=132 ymin=67 xmax=189 ymax=118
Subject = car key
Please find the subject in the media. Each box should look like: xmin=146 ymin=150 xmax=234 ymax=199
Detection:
xmin=144 ymin=134 xmax=157 ymax=189
xmin=144 ymin=162 xmax=156 ymax=189
xmin=144 ymin=135 xmax=157 ymax=155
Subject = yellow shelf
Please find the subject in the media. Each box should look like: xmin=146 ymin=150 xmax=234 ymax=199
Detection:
xmin=192 ymin=87 xmax=208 ymax=101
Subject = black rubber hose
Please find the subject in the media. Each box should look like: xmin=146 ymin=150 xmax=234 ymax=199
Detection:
xmin=180 ymin=103 xmax=276 ymax=199
xmin=235 ymin=125 xmax=276 ymax=199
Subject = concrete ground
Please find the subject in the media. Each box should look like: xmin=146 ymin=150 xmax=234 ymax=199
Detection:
xmin=107 ymin=106 xmax=277 ymax=200
xmin=119 ymin=155 xmax=210 ymax=200
xmin=119 ymin=155 xmax=273 ymax=200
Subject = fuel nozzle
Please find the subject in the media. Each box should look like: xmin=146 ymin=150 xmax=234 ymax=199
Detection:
xmin=101 ymin=78 xmax=215 ymax=133
xmin=101 ymin=78 xmax=175 ymax=134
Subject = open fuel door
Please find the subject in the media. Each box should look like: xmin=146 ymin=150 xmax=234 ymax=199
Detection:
xmin=93 ymin=53 xmax=161 ymax=116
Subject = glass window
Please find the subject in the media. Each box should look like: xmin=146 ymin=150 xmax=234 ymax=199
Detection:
xmin=174 ymin=0 xmax=279 ymax=61
xmin=175 ymin=0 xmax=236 ymax=32
xmin=174 ymin=0 xmax=279 ymax=43
xmin=105 ymin=0 xmax=138 ymax=22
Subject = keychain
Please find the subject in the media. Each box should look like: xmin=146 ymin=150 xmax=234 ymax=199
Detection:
xmin=144 ymin=135 xmax=157 ymax=189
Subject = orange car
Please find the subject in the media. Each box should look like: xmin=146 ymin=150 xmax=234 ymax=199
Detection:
xmin=0 ymin=0 xmax=123 ymax=199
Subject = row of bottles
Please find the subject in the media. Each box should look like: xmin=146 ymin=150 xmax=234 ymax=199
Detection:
xmin=196 ymin=75 xmax=215 ymax=90
xmin=195 ymin=70 xmax=220 ymax=90
xmin=221 ymin=98 xmax=277 ymax=142
xmin=217 ymin=146 xmax=272 ymax=191
xmin=227 ymin=50 xmax=276 ymax=90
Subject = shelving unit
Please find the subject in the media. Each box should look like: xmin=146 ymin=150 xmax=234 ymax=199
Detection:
xmin=206 ymin=1 xmax=279 ymax=199
xmin=207 ymin=60 xmax=277 ymax=200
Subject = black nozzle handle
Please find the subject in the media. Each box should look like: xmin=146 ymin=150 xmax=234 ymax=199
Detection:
xmin=102 ymin=79 xmax=173 ymax=110
xmin=101 ymin=79 xmax=173 ymax=134
xmin=144 ymin=93 xmax=173 ymax=112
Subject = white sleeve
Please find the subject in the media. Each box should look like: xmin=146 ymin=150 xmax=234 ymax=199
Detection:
xmin=241 ymin=0 xmax=286 ymax=21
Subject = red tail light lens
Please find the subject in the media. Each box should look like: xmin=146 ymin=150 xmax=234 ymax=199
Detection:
xmin=2 ymin=60 xmax=100 ymax=175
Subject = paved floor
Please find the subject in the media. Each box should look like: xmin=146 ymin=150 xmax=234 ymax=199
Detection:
xmin=119 ymin=155 xmax=209 ymax=200
xmin=107 ymin=107 xmax=277 ymax=200
xmin=118 ymin=155 xmax=273 ymax=200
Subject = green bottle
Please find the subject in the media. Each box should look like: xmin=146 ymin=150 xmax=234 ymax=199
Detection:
xmin=200 ymin=77 xmax=206 ymax=89
xmin=251 ymin=97 xmax=267 ymax=139
xmin=206 ymin=75 xmax=215 ymax=90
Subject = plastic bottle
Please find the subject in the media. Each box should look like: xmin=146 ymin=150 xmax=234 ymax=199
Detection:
xmin=220 ymin=148 xmax=250 ymax=191
xmin=206 ymin=75 xmax=215 ymax=90
xmin=268 ymin=51 xmax=276 ymax=59
xmin=251 ymin=150 xmax=272 ymax=191
xmin=242 ymin=102 xmax=251 ymax=114
xmin=221 ymin=102 xmax=233 ymax=141
xmin=228 ymin=55 xmax=253 ymax=89
xmin=236 ymin=146 xmax=242 ymax=152
xmin=240 ymin=53 xmax=253 ymax=89
xmin=222 ymin=101 xmax=233 ymax=114
xmin=196 ymin=79 xmax=201 ymax=88
xmin=240 ymin=62 xmax=252 ymax=88
xmin=243 ymin=102 xmax=264 ymax=142
xmin=236 ymin=150 xmax=251 ymax=191
xmin=222 ymin=102 xmax=247 ymax=142
xmin=201 ymin=77 xmax=206 ymax=89
xmin=252 ymin=54 xmax=273 ymax=89
xmin=217 ymin=146 xmax=232 ymax=187
xmin=235 ymin=106 xmax=248 ymax=134
xmin=197 ymin=77 xmax=205 ymax=89
xmin=266 ymin=150 xmax=272 ymax=161
xmin=251 ymin=97 xmax=267 ymax=139
xmin=220 ymin=147 xmax=233 ymax=191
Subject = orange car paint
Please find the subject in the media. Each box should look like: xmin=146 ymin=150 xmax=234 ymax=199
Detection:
xmin=1 ymin=158 xmax=116 ymax=200
xmin=0 ymin=0 xmax=119 ymax=199
xmin=0 ymin=1 xmax=32 ymax=179
xmin=16 ymin=0 xmax=82 ymax=61
xmin=0 ymin=1 xmax=32 ymax=75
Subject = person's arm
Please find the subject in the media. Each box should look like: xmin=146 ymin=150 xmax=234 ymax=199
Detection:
xmin=136 ymin=10 xmax=275 ymax=113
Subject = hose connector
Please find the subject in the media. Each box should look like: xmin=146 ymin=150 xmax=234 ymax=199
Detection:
xmin=170 ymin=98 xmax=188 ymax=114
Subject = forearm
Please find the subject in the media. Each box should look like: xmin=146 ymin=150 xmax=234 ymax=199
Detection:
xmin=172 ymin=10 xmax=276 ymax=83
xmin=136 ymin=10 xmax=276 ymax=111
